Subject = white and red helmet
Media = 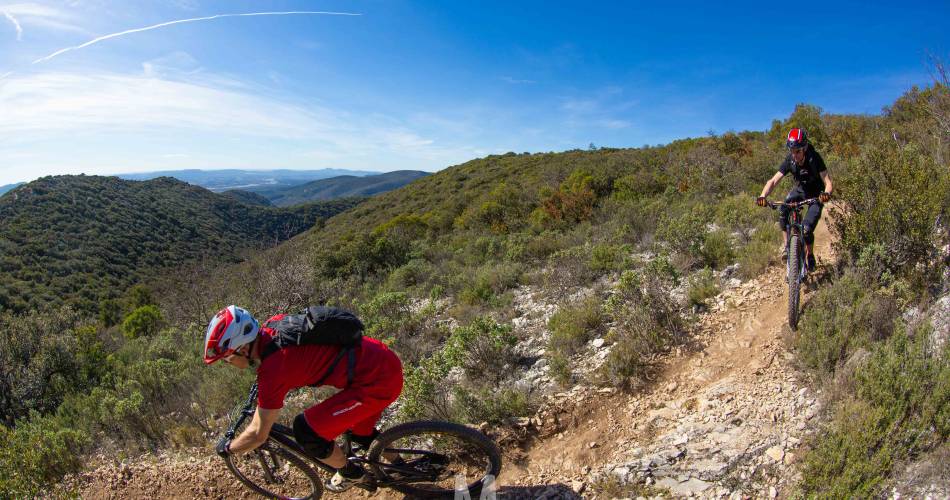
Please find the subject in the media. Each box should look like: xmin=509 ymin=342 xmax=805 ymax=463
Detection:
xmin=203 ymin=305 xmax=260 ymax=364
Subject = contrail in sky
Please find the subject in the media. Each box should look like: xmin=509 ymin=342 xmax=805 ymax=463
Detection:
xmin=3 ymin=11 xmax=23 ymax=41
xmin=31 ymin=11 xmax=360 ymax=65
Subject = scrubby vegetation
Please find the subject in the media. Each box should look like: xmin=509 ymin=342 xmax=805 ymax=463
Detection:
xmin=1 ymin=76 xmax=948 ymax=496
xmin=793 ymin=79 xmax=950 ymax=496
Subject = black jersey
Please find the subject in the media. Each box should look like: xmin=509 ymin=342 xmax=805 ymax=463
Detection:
xmin=778 ymin=144 xmax=827 ymax=196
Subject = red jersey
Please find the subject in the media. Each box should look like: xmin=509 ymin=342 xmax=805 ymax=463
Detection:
xmin=255 ymin=314 xmax=403 ymax=410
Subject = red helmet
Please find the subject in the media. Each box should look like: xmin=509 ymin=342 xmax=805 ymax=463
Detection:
xmin=203 ymin=305 xmax=260 ymax=364
xmin=786 ymin=128 xmax=808 ymax=150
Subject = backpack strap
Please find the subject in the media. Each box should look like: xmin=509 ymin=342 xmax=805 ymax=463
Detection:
xmin=346 ymin=347 xmax=356 ymax=386
xmin=309 ymin=346 xmax=357 ymax=387
xmin=259 ymin=338 xmax=280 ymax=361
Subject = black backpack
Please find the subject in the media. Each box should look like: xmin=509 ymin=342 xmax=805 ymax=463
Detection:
xmin=259 ymin=306 xmax=364 ymax=386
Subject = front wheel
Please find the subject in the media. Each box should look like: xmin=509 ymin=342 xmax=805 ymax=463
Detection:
xmin=367 ymin=420 xmax=502 ymax=499
xmin=787 ymin=234 xmax=802 ymax=330
xmin=224 ymin=441 xmax=324 ymax=499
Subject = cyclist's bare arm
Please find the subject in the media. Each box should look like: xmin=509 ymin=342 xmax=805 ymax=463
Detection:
xmin=760 ymin=171 xmax=786 ymax=198
xmin=229 ymin=407 xmax=280 ymax=454
xmin=820 ymin=170 xmax=833 ymax=195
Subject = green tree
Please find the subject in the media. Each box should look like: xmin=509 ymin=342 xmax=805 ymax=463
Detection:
xmin=121 ymin=305 xmax=164 ymax=339
xmin=98 ymin=299 xmax=120 ymax=327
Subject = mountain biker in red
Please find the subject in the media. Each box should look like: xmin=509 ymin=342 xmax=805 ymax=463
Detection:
xmin=203 ymin=305 xmax=403 ymax=492
xmin=756 ymin=128 xmax=833 ymax=270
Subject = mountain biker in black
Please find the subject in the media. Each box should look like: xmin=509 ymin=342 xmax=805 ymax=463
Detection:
xmin=756 ymin=128 xmax=833 ymax=270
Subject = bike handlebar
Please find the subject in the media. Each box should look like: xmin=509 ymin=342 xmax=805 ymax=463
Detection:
xmin=761 ymin=198 xmax=820 ymax=210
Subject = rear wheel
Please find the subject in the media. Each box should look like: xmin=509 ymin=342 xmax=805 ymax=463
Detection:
xmin=367 ymin=421 xmax=502 ymax=499
xmin=787 ymin=234 xmax=802 ymax=330
xmin=224 ymin=440 xmax=323 ymax=499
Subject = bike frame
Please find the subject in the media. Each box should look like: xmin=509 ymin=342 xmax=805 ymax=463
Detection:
xmin=222 ymin=383 xmax=452 ymax=488
xmin=769 ymin=198 xmax=818 ymax=281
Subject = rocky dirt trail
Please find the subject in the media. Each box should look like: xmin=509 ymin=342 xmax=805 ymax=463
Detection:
xmin=64 ymin=223 xmax=833 ymax=499
xmin=497 ymin=222 xmax=834 ymax=499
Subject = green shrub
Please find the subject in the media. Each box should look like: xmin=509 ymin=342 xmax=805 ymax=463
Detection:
xmin=547 ymin=353 xmax=572 ymax=387
xmin=799 ymin=328 xmax=950 ymax=497
xmin=455 ymin=183 xmax=532 ymax=234
xmin=612 ymin=171 xmax=664 ymax=202
xmin=451 ymin=386 xmax=534 ymax=425
xmin=795 ymin=271 xmax=902 ymax=374
xmin=399 ymin=318 xmax=517 ymax=421
xmin=687 ymin=267 xmax=719 ymax=308
xmin=738 ymin=221 xmax=781 ymax=280
xmin=0 ymin=308 xmax=85 ymax=425
xmin=360 ymin=291 xmax=415 ymax=342
xmin=543 ymin=246 xmax=600 ymax=291
xmin=531 ymin=170 xmax=597 ymax=229
xmin=590 ymin=243 xmax=629 ymax=273
xmin=600 ymin=266 xmax=685 ymax=388
xmin=458 ymin=262 xmax=522 ymax=306
xmin=121 ymin=304 xmax=163 ymax=339
xmin=0 ymin=413 xmax=89 ymax=498
xmin=547 ymin=296 xmax=605 ymax=358
xmin=715 ymin=193 xmax=761 ymax=243
xmin=833 ymin=141 xmax=950 ymax=283
xmin=655 ymin=207 xmax=707 ymax=268
xmin=387 ymin=259 xmax=435 ymax=289
xmin=701 ymin=229 xmax=735 ymax=269
xmin=127 ymin=284 xmax=155 ymax=310
xmin=98 ymin=298 xmax=121 ymax=327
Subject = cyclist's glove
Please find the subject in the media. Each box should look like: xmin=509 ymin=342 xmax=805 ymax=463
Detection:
xmin=819 ymin=192 xmax=831 ymax=203
xmin=216 ymin=437 xmax=231 ymax=458
xmin=756 ymin=196 xmax=767 ymax=207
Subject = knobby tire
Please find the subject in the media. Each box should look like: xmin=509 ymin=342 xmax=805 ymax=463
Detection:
xmin=367 ymin=420 xmax=502 ymax=499
xmin=787 ymin=234 xmax=802 ymax=330
xmin=224 ymin=442 xmax=323 ymax=499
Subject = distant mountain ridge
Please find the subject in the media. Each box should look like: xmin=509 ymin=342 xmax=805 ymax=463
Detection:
xmin=257 ymin=170 xmax=430 ymax=206
xmin=117 ymin=168 xmax=381 ymax=192
xmin=0 ymin=182 xmax=24 ymax=196
xmin=0 ymin=175 xmax=362 ymax=313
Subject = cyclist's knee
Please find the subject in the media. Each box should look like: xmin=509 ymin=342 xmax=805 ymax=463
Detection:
xmin=803 ymin=227 xmax=815 ymax=245
xmin=293 ymin=414 xmax=334 ymax=459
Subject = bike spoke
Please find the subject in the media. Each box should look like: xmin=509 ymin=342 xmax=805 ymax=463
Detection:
xmin=228 ymin=447 xmax=316 ymax=499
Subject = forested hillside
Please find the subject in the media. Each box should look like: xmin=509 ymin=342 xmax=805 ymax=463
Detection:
xmin=1 ymin=81 xmax=948 ymax=498
xmin=0 ymin=175 xmax=362 ymax=314
xmin=256 ymin=170 xmax=430 ymax=206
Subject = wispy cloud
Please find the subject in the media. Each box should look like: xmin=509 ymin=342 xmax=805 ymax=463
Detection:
xmin=0 ymin=72 xmax=332 ymax=137
xmin=142 ymin=51 xmax=201 ymax=78
xmin=32 ymin=11 xmax=362 ymax=65
xmin=0 ymin=2 xmax=87 ymax=36
xmin=0 ymin=70 xmax=481 ymax=179
xmin=2 ymin=10 xmax=22 ymax=40
xmin=500 ymin=76 xmax=535 ymax=85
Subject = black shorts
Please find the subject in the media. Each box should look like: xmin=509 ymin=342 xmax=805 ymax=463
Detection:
xmin=778 ymin=187 xmax=823 ymax=239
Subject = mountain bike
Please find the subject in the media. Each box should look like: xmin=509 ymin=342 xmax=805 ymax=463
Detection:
xmin=762 ymin=198 xmax=820 ymax=330
xmin=219 ymin=382 xmax=502 ymax=499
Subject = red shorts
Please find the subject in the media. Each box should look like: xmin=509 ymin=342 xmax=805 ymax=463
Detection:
xmin=303 ymin=346 xmax=403 ymax=440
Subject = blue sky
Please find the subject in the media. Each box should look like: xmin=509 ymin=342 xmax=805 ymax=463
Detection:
xmin=0 ymin=1 xmax=947 ymax=185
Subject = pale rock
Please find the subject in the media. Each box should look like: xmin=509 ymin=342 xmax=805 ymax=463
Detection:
xmin=571 ymin=479 xmax=586 ymax=493
xmin=765 ymin=446 xmax=785 ymax=462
